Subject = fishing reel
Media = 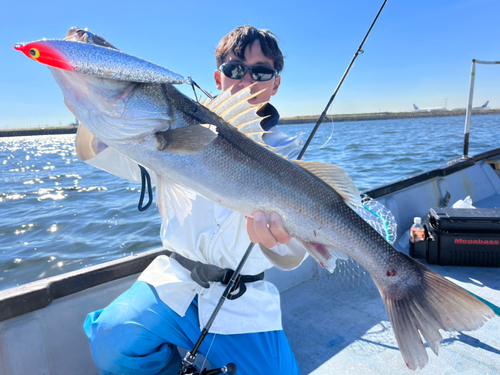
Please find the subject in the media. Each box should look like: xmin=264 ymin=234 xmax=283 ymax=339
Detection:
xmin=179 ymin=352 xmax=236 ymax=375
xmin=180 ymin=362 xmax=237 ymax=375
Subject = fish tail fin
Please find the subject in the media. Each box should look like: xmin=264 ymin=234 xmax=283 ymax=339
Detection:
xmin=376 ymin=257 xmax=495 ymax=370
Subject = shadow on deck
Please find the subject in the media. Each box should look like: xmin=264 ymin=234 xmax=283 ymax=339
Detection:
xmin=281 ymin=259 xmax=500 ymax=374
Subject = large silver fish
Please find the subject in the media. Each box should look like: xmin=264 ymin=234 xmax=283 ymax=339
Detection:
xmin=15 ymin=34 xmax=495 ymax=370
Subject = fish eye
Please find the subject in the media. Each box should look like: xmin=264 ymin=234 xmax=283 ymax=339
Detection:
xmin=29 ymin=48 xmax=40 ymax=59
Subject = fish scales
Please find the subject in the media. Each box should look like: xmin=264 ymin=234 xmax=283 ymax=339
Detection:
xmin=154 ymin=85 xmax=346 ymax=240
xmin=14 ymin=34 xmax=496 ymax=371
xmin=145 ymin=85 xmax=425 ymax=287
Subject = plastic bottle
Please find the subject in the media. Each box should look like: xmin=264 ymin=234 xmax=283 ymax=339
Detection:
xmin=410 ymin=217 xmax=425 ymax=243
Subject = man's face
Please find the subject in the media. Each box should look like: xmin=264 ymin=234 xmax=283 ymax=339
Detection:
xmin=214 ymin=40 xmax=281 ymax=105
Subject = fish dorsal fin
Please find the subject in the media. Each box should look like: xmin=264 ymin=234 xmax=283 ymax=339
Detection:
xmin=156 ymin=174 xmax=194 ymax=227
xmin=198 ymin=95 xmax=212 ymax=107
xmin=293 ymin=160 xmax=361 ymax=208
xmin=206 ymin=83 xmax=258 ymax=115
xmin=201 ymin=85 xmax=271 ymax=146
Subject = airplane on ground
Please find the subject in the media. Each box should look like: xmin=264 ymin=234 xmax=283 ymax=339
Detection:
xmin=450 ymin=101 xmax=490 ymax=111
xmin=413 ymin=104 xmax=447 ymax=112
xmin=474 ymin=101 xmax=490 ymax=109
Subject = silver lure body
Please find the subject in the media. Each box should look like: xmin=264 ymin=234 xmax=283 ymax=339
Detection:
xmin=29 ymin=39 xmax=187 ymax=84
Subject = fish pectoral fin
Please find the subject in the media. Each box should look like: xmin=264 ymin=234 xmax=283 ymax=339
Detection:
xmin=75 ymin=123 xmax=103 ymax=161
xmin=293 ymin=160 xmax=361 ymax=208
xmin=156 ymin=175 xmax=194 ymax=227
xmin=297 ymin=240 xmax=349 ymax=271
xmin=155 ymin=124 xmax=218 ymax=154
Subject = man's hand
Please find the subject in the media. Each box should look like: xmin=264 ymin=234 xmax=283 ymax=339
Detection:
xmin=246 ymin=211 xmax=291 ymax=248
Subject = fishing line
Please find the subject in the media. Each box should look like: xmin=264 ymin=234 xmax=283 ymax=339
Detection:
xmin=201 ymin=334 xmax=217 ymax=371
xmin=317 ymin=117 xmax=335 ymax=150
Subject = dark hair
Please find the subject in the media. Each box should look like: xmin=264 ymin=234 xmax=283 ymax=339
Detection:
xmin=215 ymin=25 xmax=284 ymax=73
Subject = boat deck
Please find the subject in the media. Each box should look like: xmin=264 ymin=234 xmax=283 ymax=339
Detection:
xmin=280 ymin=258 xmax=500 ymax=374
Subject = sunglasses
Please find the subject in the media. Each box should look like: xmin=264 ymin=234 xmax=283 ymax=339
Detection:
xmin=219 ymin=63 xmax=278 ymax=82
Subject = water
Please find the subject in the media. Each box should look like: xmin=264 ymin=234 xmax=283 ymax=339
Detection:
xmin=1 ymin=115 xmax=499 ymax=291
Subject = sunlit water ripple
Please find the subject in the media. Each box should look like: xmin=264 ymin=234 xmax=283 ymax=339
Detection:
xmin=1 ymin=115 xmax=499 ymax=291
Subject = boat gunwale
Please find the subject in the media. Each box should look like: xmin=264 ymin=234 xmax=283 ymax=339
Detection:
xmin=363 ymin=147 xmax=500 ymax=199
xmin=0 ymin=247 xmax=171 ymax=323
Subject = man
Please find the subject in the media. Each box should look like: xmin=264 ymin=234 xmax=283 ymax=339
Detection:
xmin=83 ymin=25 xmax=307 ymax=375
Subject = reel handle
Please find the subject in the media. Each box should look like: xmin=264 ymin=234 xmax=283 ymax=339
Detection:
xmin=202 ymin=363 xmax=237 ymax=375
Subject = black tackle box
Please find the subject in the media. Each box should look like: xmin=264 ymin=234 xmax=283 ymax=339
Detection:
xmin=410 ymin=207 xmax=500 ymax=267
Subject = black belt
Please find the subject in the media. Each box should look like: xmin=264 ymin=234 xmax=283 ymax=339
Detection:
xmin=164 ymin=249 xmax=264 ymax=300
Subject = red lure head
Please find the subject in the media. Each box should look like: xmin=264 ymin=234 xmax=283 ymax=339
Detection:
xmin=14 ymin=41 xmax=73 ymax=71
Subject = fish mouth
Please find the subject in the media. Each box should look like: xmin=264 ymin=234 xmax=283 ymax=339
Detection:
xmin=65 ymin=27 xmax=119 ymax=50
xmin=65 ymin=27 xmax=94 ymax=43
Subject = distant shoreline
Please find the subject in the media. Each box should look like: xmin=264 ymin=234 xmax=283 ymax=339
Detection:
xmin=1 ymin=109 xmax=499 ymax=137
xmin=278 ymin=108 xmax=500 ymax=125
xmin=0 ymin=127 xmax=78 ymax=138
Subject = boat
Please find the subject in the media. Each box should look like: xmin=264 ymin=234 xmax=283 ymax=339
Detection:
xmin=1 ymin=63 xmax=499 ymax=374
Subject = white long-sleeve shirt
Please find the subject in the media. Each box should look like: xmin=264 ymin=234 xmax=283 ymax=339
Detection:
xmin=76 ymin=120 xmax=308 ymax=334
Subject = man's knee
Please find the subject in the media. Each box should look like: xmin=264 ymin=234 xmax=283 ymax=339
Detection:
xmin=84 ymin=308 xmax=179 ymax=374
xmin=84 ymin=308 xmax=128 ymax=372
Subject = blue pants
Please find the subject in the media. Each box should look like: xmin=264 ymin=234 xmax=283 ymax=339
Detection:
xmin=84 ymin=281 xmax=300 ymax=375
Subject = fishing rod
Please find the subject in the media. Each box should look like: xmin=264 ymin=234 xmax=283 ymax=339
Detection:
xmin=298 ymin=0 xmax=388 ymax=160
xmin=179 ymin=2 xmax=389 ymax=374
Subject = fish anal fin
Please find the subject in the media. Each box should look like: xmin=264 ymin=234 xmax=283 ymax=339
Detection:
xmin=297 ymin=240 xmax=348 ymax=271
xmin=293 ymin=160 xmax=361 ymax=208
xmin=155 ymin=124 xmax=218 ymax=154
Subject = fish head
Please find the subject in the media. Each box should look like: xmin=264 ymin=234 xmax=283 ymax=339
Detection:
xmin=14 ymin=41 xmax=73 ymax=71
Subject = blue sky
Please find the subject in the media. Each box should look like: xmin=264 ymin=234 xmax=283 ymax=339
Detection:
xmin=1 ymin=0 xmax=499 ymax=129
